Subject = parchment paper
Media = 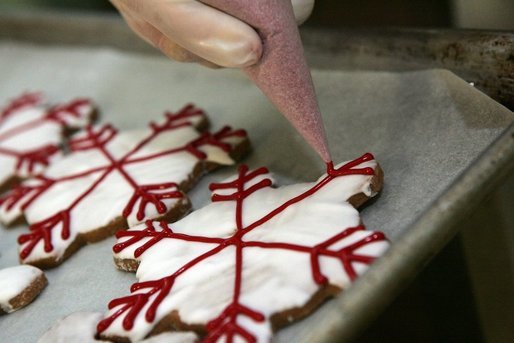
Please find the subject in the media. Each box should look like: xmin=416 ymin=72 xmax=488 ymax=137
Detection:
xmin=0 ymin=42 xmax=512 ymax=342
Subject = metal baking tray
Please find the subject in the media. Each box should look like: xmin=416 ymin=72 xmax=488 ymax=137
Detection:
xmin=0 ymin=11 xmax=513 ymax=343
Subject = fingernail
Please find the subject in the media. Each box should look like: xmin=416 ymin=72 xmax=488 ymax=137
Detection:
xmin=213 ymin=38 xmax=262 ymax=68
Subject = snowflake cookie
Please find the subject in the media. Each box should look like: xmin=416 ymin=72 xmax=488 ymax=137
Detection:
xmin=39 ymin=311 xmax=197 ymax=343
xmin=97 ymin=153 xmax=389 ymax=342
xmin=0 ymin=104 xmax=250 ymax=268
xmin=0 ymin=265 xmax=47 ymax=314
xmin=0 ymin=92 xmax=97 ymax=192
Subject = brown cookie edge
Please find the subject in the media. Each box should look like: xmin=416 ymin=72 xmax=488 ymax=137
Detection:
xmin=0 ymin=272 xmax=48 ymax=315
xmin=347 ymin=163 xmax=384 ymax=209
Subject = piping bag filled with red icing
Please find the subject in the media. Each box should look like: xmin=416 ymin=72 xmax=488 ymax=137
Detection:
xmin=201 ymin=0 xmax=332 ymax=163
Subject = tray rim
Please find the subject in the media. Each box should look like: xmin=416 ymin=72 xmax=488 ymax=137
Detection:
xmin=0 ymin=11 xmax=513 ymax=342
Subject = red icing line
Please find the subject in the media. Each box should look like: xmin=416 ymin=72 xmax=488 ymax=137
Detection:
xmin=0 ymin=92 xmax=42 ymax=121
xmin=98 ymin=221 xmax=227 ymax=332
xmin=0 ymin=95 xmax=94 ymax=174
xmin=0 ymin=120 xmax=47 ymax=143
xmin=125 ymin=126 xmax=246 ymax=164
xmin=18 ymin=211 xmax=70 ymax=255
xmin=0 ymin=176 xmax=54 ymax=212
xmin=46 ymin=98 xmax=92 ymax=124
xmin=0 ymin=145 xmax=60 ymax=174
xmin=122 ymin=183 xmax=183 ymax=221
xmin=2 ymin=104 xmax=245 ymax=260
xmin=150 ymin=103 xmax=204 ymax=133
xmin=101 ymin=276 xmax=175 ymax=331
xmin=245 ymin=228 xmax=386 ymax=283
xmin=68 ymin=124 xmax=117 ymax=152
xmin=98 ymin=153 xmax=387 ymax=342
xmin=113 ymin=221 xmax=224 ymax=258
xmin=0 ymin=98 xmax=91 ymax=142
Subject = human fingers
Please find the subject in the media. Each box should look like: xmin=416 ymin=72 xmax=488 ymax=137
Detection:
xmin=112 ymin=0 xmax=221 ymax=67
xmin=115 ymin=0 xmax=262 ymax=68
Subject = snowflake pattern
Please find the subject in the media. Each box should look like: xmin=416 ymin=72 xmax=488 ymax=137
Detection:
xmin=97 ymin=153 xmax=389 ymax=342
xmin=0 ymin=92 xmax=96 ymax=191
xmin=0 ymin=104 xmax=249 ymax=268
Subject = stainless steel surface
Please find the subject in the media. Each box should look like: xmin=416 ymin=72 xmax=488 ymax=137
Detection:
xmin=0 ymin=12 xmax=513 ymax=343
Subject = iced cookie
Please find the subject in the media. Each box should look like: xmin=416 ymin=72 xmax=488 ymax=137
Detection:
xmin=39 ymin=311 xmax=197 ymax=343
xmin=0 ymin=92 xmax=96 ymax=193
xmin=98 ymin=153 xmax=389 ymax=342
xmin=0 ymin=104 xmax=250 ymax=268
xmin=0 ymin=265 xmax=47 ymax=314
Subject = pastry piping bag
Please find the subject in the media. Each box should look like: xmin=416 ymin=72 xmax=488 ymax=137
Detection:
xmin=201 ymin=0 xmax=332 ymax=163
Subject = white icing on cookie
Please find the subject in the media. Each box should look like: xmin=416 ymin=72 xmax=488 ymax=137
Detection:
xmin=141 ymin=332 xmax=197 ymax=343
xmin=0 ymin=93 xmax=95 ymax=186
xmin=0 ymin=265 xmax=44 ymax=313
xmin=0 ymin=105 xmax=247 ymax=266
xmin=38 ymin=311 xmax=197 ymax=343
xmin=101 ymin=154 xmax=389 ymax=342
xmin=38 ymin=312 xmax=108 ymax=343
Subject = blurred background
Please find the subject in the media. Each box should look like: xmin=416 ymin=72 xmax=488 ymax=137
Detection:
xmin=1 ymin=0 xmax=514 ymax=30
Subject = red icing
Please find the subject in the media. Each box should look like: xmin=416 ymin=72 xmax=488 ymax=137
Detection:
xmin=0 ymin=176 xmax=54 ymax=211
xmin=0 ymin=104 xmax=246 ymax=260
xmin=150 ymin=104 xmax=205 ymax=133
xmin=46 ymin=98 xmax=93 ymax=125
xmin=0 ymin=94 xmax=94 ymax=176
xmin=0 ymin=145 xmax=60 ymax=174
xmin=0 ymin=92 xmax=42 ymax=121
xmin=98 ymin=153 xmax=387 ymax=342
xmin=122 ymin=183 xmax=182 ymax=221
xmin=18 ymin=211 xmax=71 ymax=255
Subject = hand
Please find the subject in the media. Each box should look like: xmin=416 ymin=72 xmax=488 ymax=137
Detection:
xmin=110 ymin=0 xmax=315 ymax=68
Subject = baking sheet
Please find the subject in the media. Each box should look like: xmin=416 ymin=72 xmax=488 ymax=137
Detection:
xmin=0 ymin=42 xmax=512 ymax=342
